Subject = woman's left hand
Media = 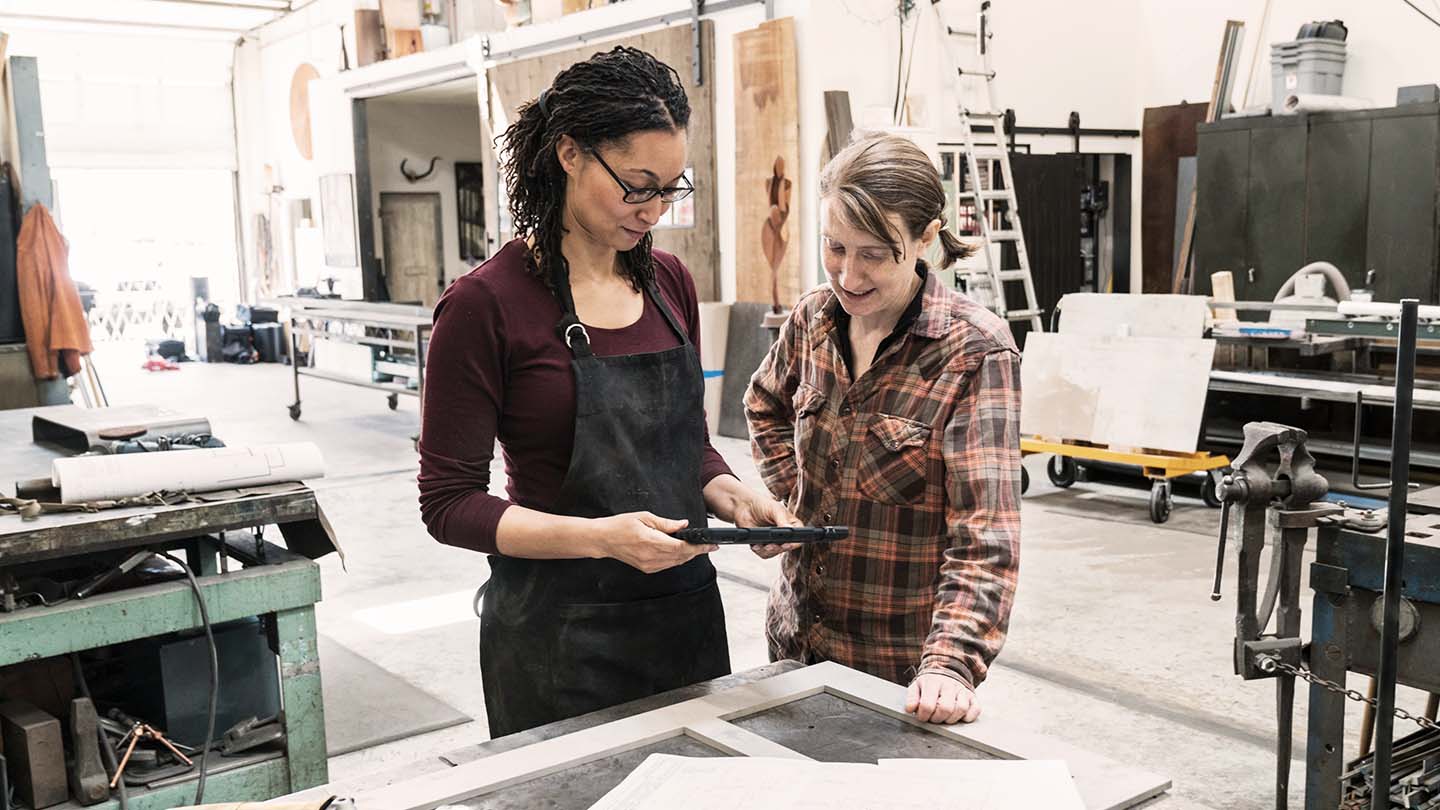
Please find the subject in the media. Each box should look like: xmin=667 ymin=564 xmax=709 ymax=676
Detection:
xmin=734 ymin=494 xmax=804 ymax=559
xmin=906 ymin=672 xmax=981 ymax=724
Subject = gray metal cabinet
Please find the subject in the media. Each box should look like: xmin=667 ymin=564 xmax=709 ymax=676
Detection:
xmin=1246 ymin=121 xmax=1308 ymax=301
xmin=1367 ymin=109 xmax=1440 ymax=303
xmin=1195 ymin=128 xmax=1252 ymax=299
xmin=1306 ymin=118 xmax=1371 ymax=289
xmin=1197 ymin=103 xmax=1440 ymax=305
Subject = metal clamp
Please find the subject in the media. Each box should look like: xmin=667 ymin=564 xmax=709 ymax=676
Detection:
xmin=564 ymin=322 xmax=590 ymax=349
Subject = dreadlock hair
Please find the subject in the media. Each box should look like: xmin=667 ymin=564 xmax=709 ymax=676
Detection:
xmin=499 ymin=46 xmax=691 ymax=294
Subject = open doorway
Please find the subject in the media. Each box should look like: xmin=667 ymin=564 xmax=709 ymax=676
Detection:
xmin=361 ymin=77 xmax=486 ymax=308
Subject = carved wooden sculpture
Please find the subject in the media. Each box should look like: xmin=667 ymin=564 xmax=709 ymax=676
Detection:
xmin=760 ymin=156 xmax=791 ymax=314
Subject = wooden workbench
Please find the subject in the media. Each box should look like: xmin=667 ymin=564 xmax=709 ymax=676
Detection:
xmin=0 ymin=405 xmax=330 ymax=809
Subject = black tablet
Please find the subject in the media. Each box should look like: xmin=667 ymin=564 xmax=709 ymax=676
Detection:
xmin=673 ymin=526 xmax=849 ymax=545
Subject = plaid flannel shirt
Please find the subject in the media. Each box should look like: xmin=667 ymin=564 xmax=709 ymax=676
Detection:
xmin=744 ymin=270 xmax=1021 ymax=687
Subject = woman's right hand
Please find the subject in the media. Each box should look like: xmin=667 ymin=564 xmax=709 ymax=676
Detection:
xmin=590 ymin=512 xmax=717 ymax=573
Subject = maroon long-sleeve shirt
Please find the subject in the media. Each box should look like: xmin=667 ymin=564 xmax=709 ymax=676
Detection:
xmin=417 ymin=239 xmax=734 ymax=554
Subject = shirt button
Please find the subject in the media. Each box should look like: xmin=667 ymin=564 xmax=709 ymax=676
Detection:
xmin=813 ymin=613 xmax=823 ymax=623
xmin=829 ymin=457 xmax=841 ymax=469
xmin=839 ymin=403 xmax=852 ymax=416
xmin=815 ymin=564 xmax=825 ymax=575
xmin=823 ymin=512 xmax=833 ymax=522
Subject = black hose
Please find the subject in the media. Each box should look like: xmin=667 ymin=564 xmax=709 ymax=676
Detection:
xmin=159 ymin=552 xmax=218 ymax=805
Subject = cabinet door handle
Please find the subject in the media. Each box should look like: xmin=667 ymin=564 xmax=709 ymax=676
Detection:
xmin=1248 ymin=267 xmax=1256 ymax=283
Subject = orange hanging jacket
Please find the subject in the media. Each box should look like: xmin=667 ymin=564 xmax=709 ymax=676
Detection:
xmin=17 ymin=203 xmax=91 ymax=379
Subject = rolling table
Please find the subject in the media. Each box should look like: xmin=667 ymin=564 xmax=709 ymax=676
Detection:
xmin=271 ymin=298 xmax=431 ymax=423
xmin=0 ymin=405 xmax=331 ymax=809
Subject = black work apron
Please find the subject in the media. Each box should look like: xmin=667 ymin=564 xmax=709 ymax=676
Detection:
xmin=478 ymin=266 xmax=731 ymax=738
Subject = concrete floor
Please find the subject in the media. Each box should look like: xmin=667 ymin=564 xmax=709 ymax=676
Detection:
xmin=83 ymin=344 xmax=1433 ymax=809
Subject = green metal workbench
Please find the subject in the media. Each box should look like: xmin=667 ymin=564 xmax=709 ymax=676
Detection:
xmin=0 ymin=405 xmax=330 ymax=809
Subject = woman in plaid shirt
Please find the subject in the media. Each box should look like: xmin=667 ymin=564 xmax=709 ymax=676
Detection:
xmin=745 ymin=134 xmax=1022 ymax=725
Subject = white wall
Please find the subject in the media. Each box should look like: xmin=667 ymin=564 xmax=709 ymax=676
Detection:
xmin=366 ymin=97 xmax=486 ymax=286
xmin=233 ymin=1 xmax=349 ymax=299
xmin=1137 ymin=1 xmax=1440 ymax=111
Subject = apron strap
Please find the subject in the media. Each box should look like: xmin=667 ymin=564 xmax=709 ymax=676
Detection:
xmin=642 ymin=279 xmax=691 ymax=347
xmin=550 ymin=258 xmax=595 ymax=358
xmin=552 ymin=257 xmax=690 ymax=358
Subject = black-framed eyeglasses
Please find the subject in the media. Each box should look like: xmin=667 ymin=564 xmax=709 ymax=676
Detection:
xmin=589 ymin=149 xmax=695 ymax=205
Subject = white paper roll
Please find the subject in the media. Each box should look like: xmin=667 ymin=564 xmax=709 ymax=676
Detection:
xmin=1282 ymin=94 xmax=1374 ymax=113
xmin=52 ymin=443 xmax=326 ymax=503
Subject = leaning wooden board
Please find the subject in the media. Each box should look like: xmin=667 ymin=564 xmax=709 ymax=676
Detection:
xmin=357 ymin=661 xmax=1169 ymax=810
xmin=733 ymin=17 xmax=801 ymax=309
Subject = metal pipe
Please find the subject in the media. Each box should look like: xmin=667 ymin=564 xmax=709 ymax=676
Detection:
xmin=1219 ymin=300 xmax=1342 ymax=312
xmin=1372 ymin=298 xmax=1420 ymax=809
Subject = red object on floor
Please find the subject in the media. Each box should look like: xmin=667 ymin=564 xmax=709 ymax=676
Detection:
xmin=142 ymin=358 xmax=179 ymax=372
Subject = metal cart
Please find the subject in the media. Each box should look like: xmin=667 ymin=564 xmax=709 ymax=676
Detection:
xmin=274 ymin=298 xmax=431 ymax=423
xmin=1021 ymin=436 xmax=1232 ymax=524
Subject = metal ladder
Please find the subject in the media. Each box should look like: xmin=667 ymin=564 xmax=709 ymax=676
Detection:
xmin=937 ymin=1 xmax=1043 ymax=332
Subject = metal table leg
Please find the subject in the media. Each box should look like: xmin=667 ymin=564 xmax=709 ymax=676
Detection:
xmin=274 ymin=606 xmax=327 ymax=792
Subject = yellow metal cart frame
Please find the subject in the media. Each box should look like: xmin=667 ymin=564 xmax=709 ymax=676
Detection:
xmin=1020 ymin=436 xmax=1232 ymax=523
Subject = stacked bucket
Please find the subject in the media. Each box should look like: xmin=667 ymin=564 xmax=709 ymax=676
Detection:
xmin=1271 ymin=20 xmax=1348 ymax=114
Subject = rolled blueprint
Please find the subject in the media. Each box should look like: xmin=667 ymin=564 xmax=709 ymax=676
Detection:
xmin=1282 ymin=94 xmax=1374 ymax=114
xmin=52 ymin=442 xmax=325 ymax=502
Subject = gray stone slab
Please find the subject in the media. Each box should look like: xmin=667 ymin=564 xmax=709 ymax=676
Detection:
xmin=719 ymin=302 xmax=777 ymax=439
xmin=731 ymin=691 xmax=997 ymax=763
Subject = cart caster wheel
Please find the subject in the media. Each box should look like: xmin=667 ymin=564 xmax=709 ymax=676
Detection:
xmin=288 ymin=403 xmax=302 ymax=421
xmin=1047 ymin=455 xmax=1077 ymax=488
xmin=1021 ymin=466 xmax=1030 ymax=495
xmin=1150 ymin=481 xmax=1173 ymax=524
xmin=387 ymin=393 xmax=399 ymax=411
xmin=1201 ymin=472 xmax=1224 ymax=509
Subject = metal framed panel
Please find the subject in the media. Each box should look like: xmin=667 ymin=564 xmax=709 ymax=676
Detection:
xmin=359 ymin=662 xmax=1170 ymax=810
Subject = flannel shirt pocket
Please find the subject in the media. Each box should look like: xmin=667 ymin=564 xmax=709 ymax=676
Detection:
xmin=792 ymin=382 xmax=827 ymax=418
xmin=858 ymin=414 xmax=933 ymax=505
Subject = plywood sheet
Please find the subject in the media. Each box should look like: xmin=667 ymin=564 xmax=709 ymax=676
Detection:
xmin=1057 ymin=293 xmax=1210 ymax=339
xmin=488 ymin=22 xmax=720 ymax=299
xmin=733 ymin=17 xmax=800 ymax=308
xmin=387 ymin=28 xmax=424 ymax=59
xmin=378 ymin=0 xmax=421 ymax=29
xmin=354 ymin=10 xmax=384 ymax=68
xmin=1021 ymin=332 xmax=1215 ymax=452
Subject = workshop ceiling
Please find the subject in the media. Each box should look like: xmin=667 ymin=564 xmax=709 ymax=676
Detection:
xmin=0 ymin=0 xmax=290 ymax=36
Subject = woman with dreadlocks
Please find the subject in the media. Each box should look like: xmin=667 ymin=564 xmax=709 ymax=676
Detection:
xmin=418 ymin=47 xmax=797 ymax=737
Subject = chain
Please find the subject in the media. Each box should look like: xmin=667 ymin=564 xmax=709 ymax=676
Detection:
xmin=1258 ymin=656 xmax=1440 ymax=733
